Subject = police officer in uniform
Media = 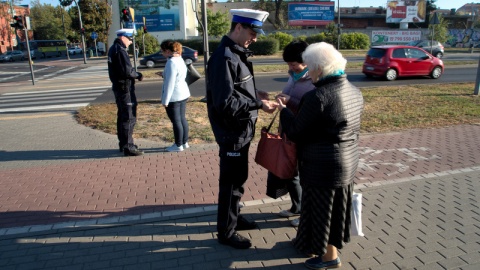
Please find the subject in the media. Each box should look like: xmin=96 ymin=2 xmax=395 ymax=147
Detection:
xmin=108 ymin=29 xmax=144 ymax=156
xmin=207 ymin=9 xmax=277 ymax=249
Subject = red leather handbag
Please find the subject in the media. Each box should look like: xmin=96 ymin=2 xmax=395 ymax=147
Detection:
xmin=255 ymin=112 xmax=297 ymax=179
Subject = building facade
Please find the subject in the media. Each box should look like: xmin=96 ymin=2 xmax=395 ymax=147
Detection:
xmin=0 ymin=3 xmax=31 ymax=54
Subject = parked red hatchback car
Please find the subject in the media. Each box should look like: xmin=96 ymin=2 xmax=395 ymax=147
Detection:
xmin=362 ymin=45 xmax=444 ymax=81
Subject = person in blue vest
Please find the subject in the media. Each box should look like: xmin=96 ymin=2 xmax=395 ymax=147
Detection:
xmin=108 ymin=28 xmax=144 ymax=156
xmin=206 ymin=9 xmax=277 ymax=249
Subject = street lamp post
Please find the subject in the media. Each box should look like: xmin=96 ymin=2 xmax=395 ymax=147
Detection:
xmin=60 ymin=0 xmax=87 ymax=64
xmin=72 ymin=0 xmax=87 ymax=64
xmin=337 ymin=0 xmax=341 ymax=50
xmin=61 ymin=7 xmax=70 ymax=60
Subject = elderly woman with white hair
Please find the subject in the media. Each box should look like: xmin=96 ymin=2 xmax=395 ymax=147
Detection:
xmin=276 ymin=42 xmax=364 ymax=269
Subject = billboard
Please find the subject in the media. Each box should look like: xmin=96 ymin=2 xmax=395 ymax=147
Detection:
xmin=386 ymin=0 xmax=427 ymax=23
xmin=288 ymin=2 xmax=335 ymax=26
xmin=124 ymin=0 xmax=180 ymax=31
xmin=372 ymin=30 xmax=422 ymax=44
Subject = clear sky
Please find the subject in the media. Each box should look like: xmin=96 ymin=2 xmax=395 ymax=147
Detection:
xmin=19 ymin=0 xmax=471 ymax=12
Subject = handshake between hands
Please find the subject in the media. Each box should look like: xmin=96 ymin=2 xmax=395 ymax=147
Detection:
xmin=258 ymin=91 xmax=289 ymax=114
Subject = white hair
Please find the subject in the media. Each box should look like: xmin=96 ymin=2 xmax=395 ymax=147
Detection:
xmin=302 ymin=42 xmax=347 ymax=78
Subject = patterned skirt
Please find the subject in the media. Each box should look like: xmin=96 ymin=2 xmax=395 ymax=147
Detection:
xmin=293 ymin=182 xmax=354 ymax=256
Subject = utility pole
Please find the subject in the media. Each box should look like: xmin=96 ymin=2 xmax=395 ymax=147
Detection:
xmin=200 ymin=0 xmax=209 ymax=102
xmin=9 ymin=0 xmax=17 ymax=51
xmin=73 ymin=0 xmax=87 ymax=64
xmin=337 ymin=0 xmax=341 ymax=50
xmin=60 ymin=0 xmax=87 ymax=64
xmin=62 ymin=7 xmax=70 ymax=60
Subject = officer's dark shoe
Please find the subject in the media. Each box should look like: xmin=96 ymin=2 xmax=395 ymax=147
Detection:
xmin=217 ymin=232 xmax=252 ymax=249
xmin=124 ymin=148 xmax=144 ymax=156
xmin=236 ymin=215 xmax=258 ymax=231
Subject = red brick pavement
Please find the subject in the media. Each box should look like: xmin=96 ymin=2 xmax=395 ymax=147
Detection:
xmin=1 ymin=124 xmax=479 ymax=229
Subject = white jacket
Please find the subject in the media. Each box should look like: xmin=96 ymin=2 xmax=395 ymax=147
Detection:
xmin=161 ymin=56 xmax=190 ymax=105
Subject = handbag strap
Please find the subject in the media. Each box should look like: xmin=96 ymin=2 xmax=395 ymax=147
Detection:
xmin=266 ymin=111 xmax=279 ymax=133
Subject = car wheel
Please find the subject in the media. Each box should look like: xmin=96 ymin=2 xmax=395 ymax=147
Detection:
xmin=21 ymin=56 xmax=25 ymax=61
xmin=435 ymin=52 xmax=444 ymax=58
xmin=146 ymin=60 xmax=155 ymax=68
xmin=385 ymin=68 xmax=397 ymax=81
xmin=42 ymin=53 xmax=46 ymax=59
xmin=8 ymin=58 xmax=13 ymax=62
xmin=430 ymin=66 xmax=442 ymax=79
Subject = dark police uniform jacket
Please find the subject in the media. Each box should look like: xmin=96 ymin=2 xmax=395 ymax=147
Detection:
xmin=108 ymin=38 xmax=139 ymax=91
xmin=206 ymin=35 xmax=263 ymax=150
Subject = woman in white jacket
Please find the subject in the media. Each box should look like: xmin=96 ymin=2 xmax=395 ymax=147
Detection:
xmin=160 ymin=40 xmax=191 ymax=152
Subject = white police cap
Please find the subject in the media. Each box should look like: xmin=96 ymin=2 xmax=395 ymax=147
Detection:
xmin=230 ymin=9 xmax=269 ymax=35
xmin=116 ymin=28 xmax=134 ymax=37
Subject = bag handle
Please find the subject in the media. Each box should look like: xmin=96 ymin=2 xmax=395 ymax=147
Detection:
xmin=266 ymin=111 xmax=279 ymax=133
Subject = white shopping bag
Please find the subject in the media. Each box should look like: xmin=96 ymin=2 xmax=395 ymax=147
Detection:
xmin=351 ymin=192 xmax=365 ymax=237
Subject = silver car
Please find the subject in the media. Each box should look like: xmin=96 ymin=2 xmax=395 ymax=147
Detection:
xmin=0 ymin=50 xmax=25 ymax=62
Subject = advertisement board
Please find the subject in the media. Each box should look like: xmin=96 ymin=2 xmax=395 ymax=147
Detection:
xmin=288 ymin=2 xmax=335 ymax=26
xmin=124 ymin=0 xmax=180 ymax=31
xmin=136 ymin=14 xmax=175 ymax=32
xmin=386 ymin=0 xmax=427 ymax=23
xmin=372 ymin=30 xmax=422 ymax=44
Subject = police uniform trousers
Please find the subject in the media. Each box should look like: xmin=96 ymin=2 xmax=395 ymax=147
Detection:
xmin=112 ymin=83 xmax=137 ymax=150
xmin=217 ymin=142 xmax=250 ymax=239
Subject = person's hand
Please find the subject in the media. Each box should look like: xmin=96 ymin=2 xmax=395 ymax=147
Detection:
xmin=276 ymin=96 xmax=287 ymax=111
xmin=275 ymin=93 xmax=290 ymax=105
xmin=257 ymin=90 xmax=269 ymax=100
xmin=137 ymin=72 xmax=143 ymax=81
xmin=261 ymin=100 xmax=277 ymax=113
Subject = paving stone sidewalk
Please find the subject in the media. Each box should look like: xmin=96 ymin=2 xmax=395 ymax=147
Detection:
xmin=0 ymin=170 xmax=479 ymax=270
xmin=1 ymin=113 xmax=479 ymax=230
xmin=0 ymin=111 xmax=480 ymax=269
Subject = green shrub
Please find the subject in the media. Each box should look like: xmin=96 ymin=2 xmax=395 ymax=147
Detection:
xmin=177 ymin=39 xmax=204 ymax=53
xmin=340 ymin=33 xmax=370 ymax=49
xmin=297 ymin=35 xmax=308 ymax=42
xmin=305 ymin=33 xmax=328 ymax=44
xmin=249 ymin=38 xmax=279 ymax=55
xmin=268 ymin=31 xmax=294 ymax=50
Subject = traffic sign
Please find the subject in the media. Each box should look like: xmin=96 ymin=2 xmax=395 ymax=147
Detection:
xmin=91 ymin=31 xmax=98 ymax=39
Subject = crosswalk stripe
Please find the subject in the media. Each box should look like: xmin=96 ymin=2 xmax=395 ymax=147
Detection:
xmin=0 ymin=94 xmax=102 ymax=105
xmin=0 ymin=103 xmax=90 ymax=113
xmin=2 ymin=86 xmax=109 ymax=96
xmin=0 ymin=90 xmax=105 ymax=101
xmin=0 ymin=87 xmax=109 ymax=113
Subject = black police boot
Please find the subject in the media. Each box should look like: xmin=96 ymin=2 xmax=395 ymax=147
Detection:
xmin=236 ymin=215 xmax=258 ymax=231
xmin=124 ymin=147 xmax=144 ymax=156
xmin=217 ymin=232 xmax=252 ymax=249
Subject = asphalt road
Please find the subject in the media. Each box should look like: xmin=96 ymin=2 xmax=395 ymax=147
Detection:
xmin=88 ymin=65 xmax=478 ymax=104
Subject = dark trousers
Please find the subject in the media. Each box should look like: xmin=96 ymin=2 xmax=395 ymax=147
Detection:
xmin=287 ymin=175 xmax=302 ymax=213
xmin=165 ymin=98 xmax=189 ymax=146
xmin=113 ymin=84 xmax=137 ymax=150
xmin=217 ymin=142 xmax=250 ymax=238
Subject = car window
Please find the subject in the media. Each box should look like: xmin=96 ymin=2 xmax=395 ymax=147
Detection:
xmin=406 ymin=48 xmax=428 ymax=59
xmin=419 ymin=41 xmax=429 ymax=47
xmin=367 ymin=48 xmax=386 ymax=58
xmin=392 ymin=49 xmax=406 ymax=58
